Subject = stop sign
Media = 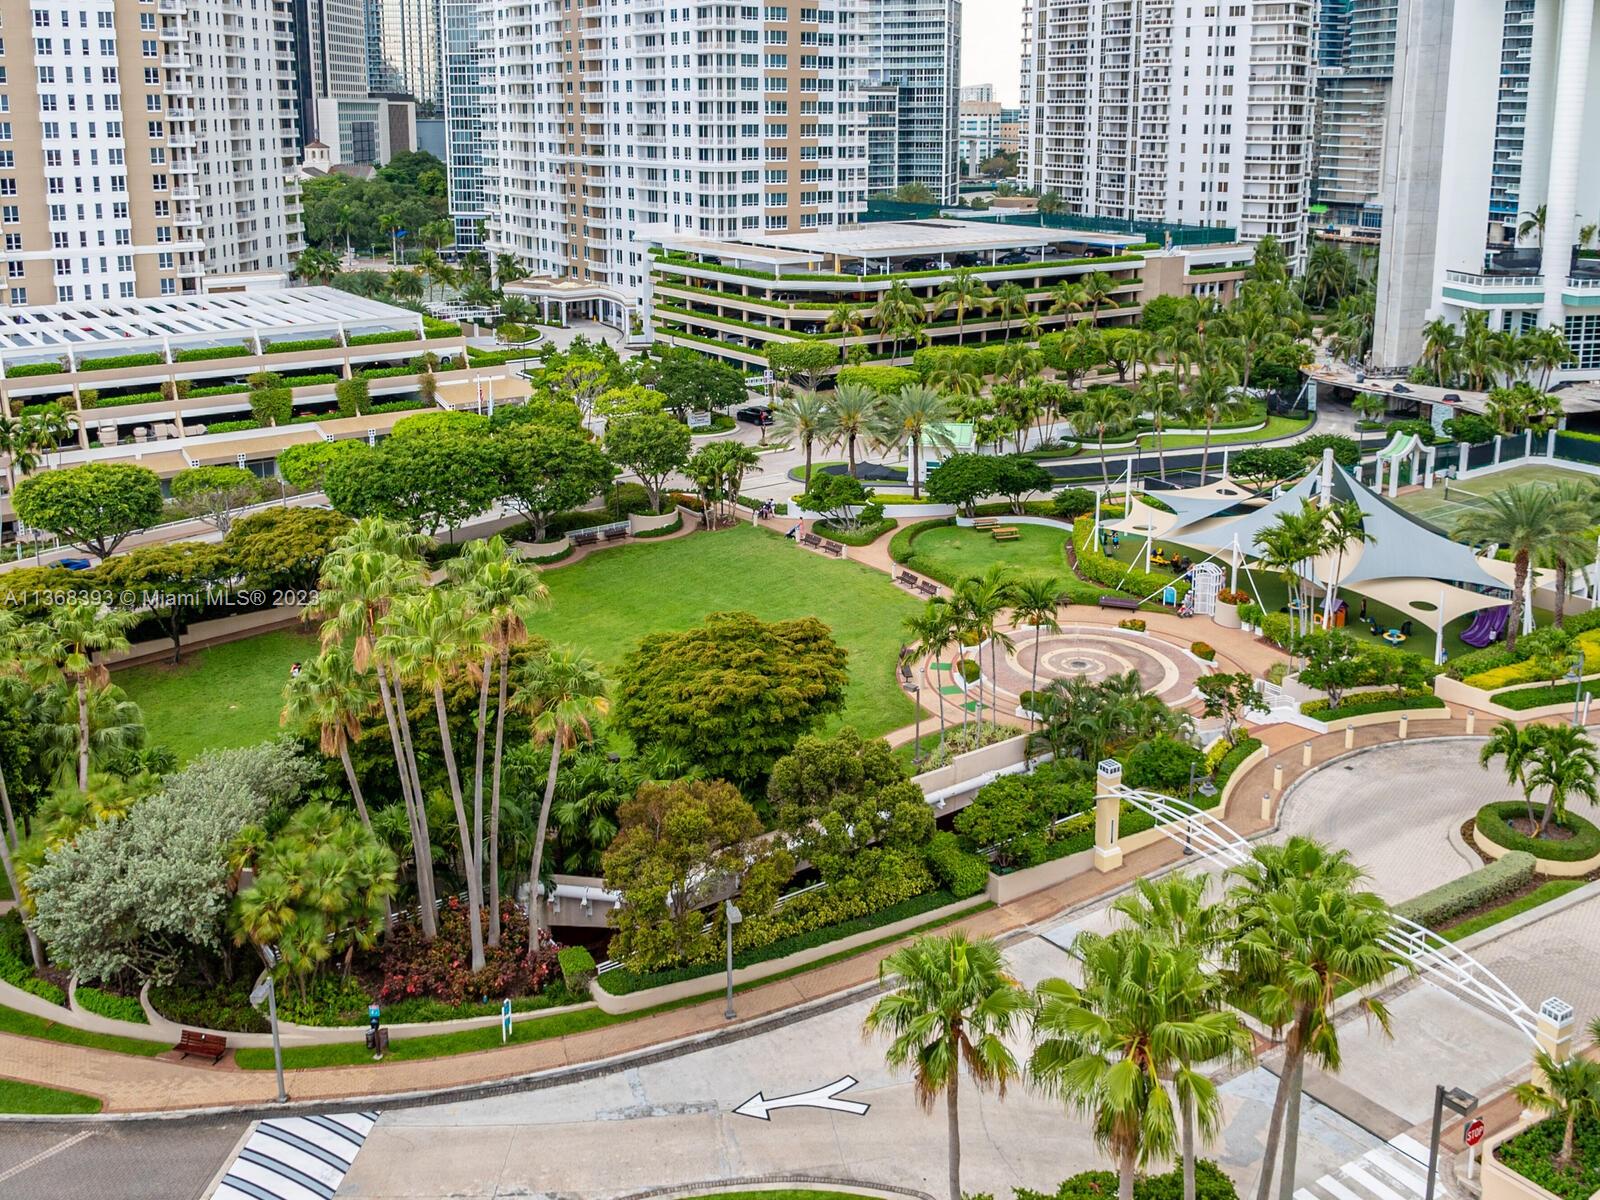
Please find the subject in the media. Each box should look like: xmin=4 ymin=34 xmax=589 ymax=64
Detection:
xmin=1465 ymin=1118 xmax=1486 ymax=1146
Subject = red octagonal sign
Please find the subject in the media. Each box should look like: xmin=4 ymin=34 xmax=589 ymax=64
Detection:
xmin=1465 ymin=1118 xmax=1487 ymax=1146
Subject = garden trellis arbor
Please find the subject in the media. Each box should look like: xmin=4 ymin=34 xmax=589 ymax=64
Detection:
xmin=1088 ymin=760 xmax=1556 ymax=1045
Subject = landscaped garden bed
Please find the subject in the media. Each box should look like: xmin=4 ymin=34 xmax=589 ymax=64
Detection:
xmin=1474 ymin=802 xmax=1600 ymax=863
xmin=1494 ymin=1116 xmax=1600 ymax=1200
xmin=1301 ymin=691 xmax=1446 ymax=720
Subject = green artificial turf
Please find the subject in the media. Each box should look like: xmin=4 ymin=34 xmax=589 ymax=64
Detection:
xmin=115 ymin=629 xmax=320 ymax=762
xmin=535 ymin=523 xmax=922 ymax=738
xmin=904 ymin=523 xmax=1072 ymax=588
xmin=1441 ymin=880 xmax=1587 ymax=942
xmin=0 ymin=1004 xmax=169 ymax=1056
xmin=0 ymin=1078 xmax=102 ymax=1114
xmin=673 ymin=1193 xmax=878 ymax=1200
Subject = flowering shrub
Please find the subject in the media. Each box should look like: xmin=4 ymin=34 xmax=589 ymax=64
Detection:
xmin=1191 ymin=641 xmax=1217 ymax=661
xmin=1218 ymin=589 xmax=1250 ymax=605
xmin=377 ymin=899 xmax=558 ymax=1005
xmin=1119 ymin=618 xmax=1146 ymax=632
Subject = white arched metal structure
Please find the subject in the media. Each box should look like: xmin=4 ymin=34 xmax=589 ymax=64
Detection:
xmin=1111 ymin=783 xmax=1542 ymax=1042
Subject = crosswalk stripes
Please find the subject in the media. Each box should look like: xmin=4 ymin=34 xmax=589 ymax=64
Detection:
xmin=211 ymin=1111 xmax=379 ymax=1200
xmin=1293 ymin=1132 xmax=1447 ymax=1200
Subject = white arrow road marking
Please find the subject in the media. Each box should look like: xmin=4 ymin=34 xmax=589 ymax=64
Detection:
xmin=0 ymin=1130 xmax=94 ymax=1185
xmin=734 ymin=1075 xmax=871 ymax=1121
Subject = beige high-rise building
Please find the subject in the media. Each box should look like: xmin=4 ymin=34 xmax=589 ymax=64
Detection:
xmin=486 ymin=0 xmax=872 ymax=332
xmin=0 ymin=0 xmax=302 ymax=308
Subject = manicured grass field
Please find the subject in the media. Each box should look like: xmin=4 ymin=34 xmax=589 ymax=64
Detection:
xmin=116 ymin=629 xmax=320 ymax=763
xmin=904 ymin=523 xmax=1071 ymax=587
xmin=1072 ymin=414 xmax=1314 ymax=457
xmin=536 ymin=523 xmax=921 ymax=738
xmin=1441 ymin=879 xmax=1586 ymax=942
xmin=0 ymin=1004 xmax=169 ymax=1056
xmin=0 ymin=1078 xmax=102 ymax=1114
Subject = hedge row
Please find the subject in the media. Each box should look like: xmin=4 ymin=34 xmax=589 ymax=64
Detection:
xmin=466 ymin=346 xmax=534 ymax=366
xmin=1463 ymin=627 xmax=1600 ymax=689
xmin=422 ymin=318 xmax=462 ymax=339
xmin=597 ymin=887 xmax=967 ymax=995
xmin=78 ymin=352 xmax=164 ymax=372
xmin=1071 ymin=516 xmax=1188 ymax=602
xmin=265 ymin=337 xmax=340 ymax=355
xmin=816 ymin=516 xmax=897 ymax=547
xmin=6 ymin=361 xmax=65 ymax=378
xmin=74 ymin=985 xmax=149 ymax=1024
xmin=347 ymin=330 xmax=419 ymax=347
xmin=1213 ymin=736 xmax=1263 ymax=791
xmin=174 ymin=344 xmax=251 ymax=363
xmin=1491 ymin=680 xmax=1596 ymax=711
xmin=357 ymin=365 xmax=419 ymax=380
xmin=0 ymin=913 xmax=66 ymax=1007
xmin=889 ymin=515 xmax=955 ymax=564
xmin=1394 ymin=851 xmax=1535 ymax=927
xmin=1301 ymin=691 xmax=1446 ymax=720
xmin=1475 ymin=802 xmax=1600 ymax=861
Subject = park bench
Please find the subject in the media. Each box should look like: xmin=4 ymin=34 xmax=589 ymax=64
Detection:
xmin=174 ymin=1030 xmax=227 ymax=1064
xmin=1098 ymin=595 xmax=1141 ymax=611
xmin=820 ymin=539 xmax=844 ymax=557
xmin=992 ymin=527 xmax=1020 ymax=542
xmin=572 ymin=530 xmax=599 ymax=548
xmin=972 ymin=517 xmax=1001 ymax=530
xmin=800 ymin=532 xmax=823 ymax=549
xmin=895 ymin=571 xmax=919 ymax=589
xmin=917 ymin=580 xmax=939 ymax=597
xmin=603 ymin=527 xmax=628 ymax=542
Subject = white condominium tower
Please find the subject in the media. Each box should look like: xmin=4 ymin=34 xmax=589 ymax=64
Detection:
xmin=865 ymin=0 xmax=961 ymax=203
xmin=1019 ymin=0 xmax=1316 ymax=260
xmin=484 ymin=0 xmax=871 ymax=330
xmin=0 ymin=0 xmax=302 ymax=307
xmin=1371 ymin=0 xmax=1600 ymax=378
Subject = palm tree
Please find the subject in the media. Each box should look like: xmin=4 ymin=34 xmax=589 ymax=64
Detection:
xmin=1049 ymin=280 xmax=1090 ymax=324
xmin=823 ymin=382 xmax=880 ymax=477
xmin=1536 ymin=480 xmax=1600 ymax=627
xmin=293 ymin=246 xmax=342 ymax=286
xmin=1082 ymin=271 xmax=1117 ymax=318
xmin=1419 ymin=318 xmax=1462 ymax=386
xmin=864 ymin=932 xmax=1031 ymax=1200
xmin=312 ymin=518 xmax=439 ymax=937
xmin=903 ymin=600 xmax=956 ymax=757
xmin=19 ymin=602 xmax=139 ymax=792
xmin=1480 ymin=719 xmax=1545 ymax=831
xmin=955 ymin=564 xmax=1015 ymax=732
xmin=988 ymin=282 xmax=1029 ymax=344
xmin=934 ymin=269 xmax=991 ymax=345
xmin=772 ymin=390 xmax=830 ymax=487
xmin=926 ymin=352 xmax=983 ymax=400
xmin=824 ymin=302 xmax=865 ymax=341
xmin=449 ymin=537 xmax=549 ymax=945
xmin=1524 ymin=326 xmax=1574 ymax=391
xmin=1071 ymin=387 xmax=1136 ymax=489
xmin=1032 ymin=931 xmax=1196 ymax=1200
xmin=1518 ymin=203 xmax=1548 ymax=248
xmin=1319 ymin=500 xmax=1372 ymax=631
xmin=517 ymin=647 xmax=608 ymax=943
xmin=1226 ymin=838 xmax=1406 ymax=1200
xmin=1139 ymin=372 xmax=1187 ymax=483
xmin=1254 ymin=502 xmax=1326 ymax=640
xmin=1522 ymin=724 xmax=1600 ymax=836
xmin=870 ymin=281 xmax=921 ymax=361
xmin=1009 ymin=574 xmax=1062 ymax=730
xmin=1185 ymin=363 xmax=1243 ymax=484
xmin=379 ymin=587 xmax=492 ymax=970
xmin=871 ymin=384 xmax=958 ymax=499
xmin=282 ymin=646 xmax=376 ymax=831
xmin=1454 ymin=484 xmax=1581 ymax=651
xmin=1515 ymin=1052 xmax=1600 ymax=1168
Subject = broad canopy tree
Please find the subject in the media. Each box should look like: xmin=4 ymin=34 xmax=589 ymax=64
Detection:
xmin=603 ymin=411 xmax=692 ymax=513
xmin=168 ymin=465 xmax=265 ymax=534
xmin=497 ymin=423 xmax=615 ymax=541
xmin=13 ymin=463 xmax=164 ymax=560
xmin=323 ymin=433 xmax=503 ymax=536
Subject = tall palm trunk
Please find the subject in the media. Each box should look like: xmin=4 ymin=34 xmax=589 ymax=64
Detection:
xmin=528 ymin=735 xmax=562 ymax=947
xmin=373 ymin=663 xmax=431 ymax=926
xmin=934 ymin=653 xmax=948 ymax=751
xmin=1508 ymin=552 xmax=1529 ymax=652
xmin=1257 ymin=1010 xmax=1309 ymax=1200
xmin=0 ymin=832 xmax=42 ymax=969
xmin=1118 ymin=1144 xmax=1137 ymax=1200
xmin=945 ymin=1036 xmax=962 ymax=1200
xmin=804 ymin=436 xmax=813 ymax=488
xmin=989 ymin=632 xmax=1001 ymax=733
xmin=337 ymin=741 xmax=392 ymax=930
xmin=471 ymin=650 xmax=493 ymax=929
xmin=912 ymin=434 xmax=924 ymax=499
xmin=390 ymin=674 xmax=439 ymax=939
xmin=488 ymin=647 xmax=510 ymax=946
xmin=1182 ymin=1092 xmax=1197 ymax=1200
xmin=1277 ymin=1053 xmax=1307 ymax=1200
xmin=430 ymin=684 xmax=485 ymax=973
xmin=1099 ymin=433 xmax=1110 ymax=489
xmin=1200 ymin=421 xmax=1214 ymax=484
xmin=1157 ymin=419 xmax=1167 ymax=482
xmin=75 ymin=676 xmax=90 ymax=792
xmin=0 ymin=762 xmax=18 ymax=849
xmin=1555 ymin=559 xmax=1570 ymax=627
xmin=1030 ymin=625 xmax=1043 ymax=729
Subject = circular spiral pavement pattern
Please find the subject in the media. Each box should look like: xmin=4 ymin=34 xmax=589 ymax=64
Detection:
xmin=971 ymin=625 xmax=1205 ymax=709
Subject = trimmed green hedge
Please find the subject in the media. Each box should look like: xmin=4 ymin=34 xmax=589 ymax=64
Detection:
xmin=1491 ymin=680 xmax=1593 ymax=711
xmin=633 ymin=515 xmax=684 ymax=539
xmin=347 ymin=330 xmax=419 ymax=347
xmin=202 ymin=419 xmax=261 ymax=435
xmin=265 ymin=337 xmax=340 ymax=355
xmin=358 ymin=365 xmax=418 ymax=380
xmin=557 ymin=947 xmax=596 ymax=992
xmin=1493 ymin=1115 xmax=1600 ymax=1200
xmin=0 ymin=913 xmax=66 ymax=1007
xmin=6 ymin=361 xmax=65 ymax=378
xmin=422 ymin=318 xmax=462 ymax=339
xmin=890 ymin=515 xmax=955 ymax=564
xmin=1475 ymin=802 xmax=1600 ymax=861
xmin=466 ymin=345 xmax=534 ymax=366
xmin=1213 ymin=736 xmax=1263 ymax=790
xmin=79 ymin=352 xmax=164 ymax=372
xmin=1394 ymin=852 xmax=1536 ymax=927
xmin=1071 ymin=516 xmax=1187 ymax=602
xmin=597 ymin=889 xmax=963 ymax=995
xmin=1301 ymin=692 xmax=1446 ymax=720
xmin=174 ymin=344 xmax=252 ymax=363
xmin=74 ymin=985 xmax=149 ymax=1024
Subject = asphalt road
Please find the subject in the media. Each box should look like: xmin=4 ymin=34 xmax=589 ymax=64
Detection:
xmin=0 ymin=1116 xmax=247 ymax=1200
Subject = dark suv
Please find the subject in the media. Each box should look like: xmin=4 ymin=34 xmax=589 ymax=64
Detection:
xmin=736 ymin=405 xmax=773 ymax=426
xmin=996 ymin=250 xmax=1033 ymax=265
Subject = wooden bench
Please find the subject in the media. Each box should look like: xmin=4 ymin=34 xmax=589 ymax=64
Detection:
xmin=603 ymin=527 xmax=628 ymax=542
xmin=800 ymin=532 xmax=823 ymax=549
xmin=917 ymin=580 xmax=939 ymax=597
xmin=895 ymin=571 xmax=919 ymax=589
xmin=820 ymin=539 xmax=844 ymax=557
xmin=992 ymin=527 xmax=1020 ymax=542
xmin=1097 ymin=595 xmax=1141 ymax=611
xmin=572 ymin=530 xmax=599 ymax=548
xmin=972 ymin=517 xmax=1001 ymax=530
xmin=174 ymin=1030 xmax=227 ymax=1064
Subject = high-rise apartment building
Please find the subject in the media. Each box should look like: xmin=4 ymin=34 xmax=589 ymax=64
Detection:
xmin=865 ymin=0 xmax=961 ymax=203
xmin=484 ymin=0 xmax=872 ymax=331
xmin=365 ymin=0 xmax=440 ymax=114
xmin=1019 ymin=0 xmax=1316 ymax=262
xmin=0 ymin=0 xmax=301 ymax=308
xmin=295 ymin=0 xmax=415 ymax=166
xmin=1373 ymin=0 xmax=1600 ymax=378
xmin=439 ymin=0 xmax=490 ymax=246
xmin=959 ymin=88 xmax=1002 ymax=174
xmin=1310 ymin=0 xmax=1395 ymax=232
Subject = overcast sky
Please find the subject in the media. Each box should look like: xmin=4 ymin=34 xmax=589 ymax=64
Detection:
xmin=962 ymin=0 xmax=1025 ymax=104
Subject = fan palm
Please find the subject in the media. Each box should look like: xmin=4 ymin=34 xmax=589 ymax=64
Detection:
xmin=18 ymin=602 xmax=140 ymax=792
xmin=1515 ymin=1052 xmax=1600 ymax=1168
xmin=771 ymin=390 xmax=830 ymax=487
xmin=448 ymin=536 xmax=550 ymax=944
xmin=871 ymin=384 xmax=958 ymax=499
xmin=1226 ymin=838 xmax=1406 ymax=1200
xmin=1454 ymin=484 xmax=1582 ymax=651
xmin=865 ymin=932 xmax=1032 ymax=1200
xmin=516 ymin=646 xmax=608 ymax=942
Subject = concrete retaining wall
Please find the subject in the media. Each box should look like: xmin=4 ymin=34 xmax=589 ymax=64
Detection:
xmin=1480 ymin=1119 xmax=1564 ymax=1200
xmin=1471 ymin=821 xmax=1600 ymax=877
xmin=1434 ymin=672 xmax=1593 ymax=722
xmin=629 ymin=509 xmax=680 ymax=535
xmin=105 ymin=604 xmax=305 ymax=670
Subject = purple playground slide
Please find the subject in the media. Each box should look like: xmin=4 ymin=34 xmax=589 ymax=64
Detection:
xmin=1460 ymin=606 xmax=1509 ymax=648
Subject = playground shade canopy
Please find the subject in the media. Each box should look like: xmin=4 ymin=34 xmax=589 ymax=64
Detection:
xmin=1343 ymin=577 xmax=1509 ymax=631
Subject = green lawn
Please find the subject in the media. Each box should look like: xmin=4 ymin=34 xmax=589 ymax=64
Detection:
xmin=1441 ymin=880 xmax=1587 ymax=942
xmin=1072 ymin=414 xmax=1314 ymax=457
xmin=0 ymin=1078 xmax=101 ymax=1114
xmin=905 ymin=523 xmax=1071 ymax=587
xmin=116 ymin=629 xmax=320 ymax=763
xmin=0 ymin=1004 xmax=169 ymax=1056
xmin=537 ymin=523 xmax=921 ymax=738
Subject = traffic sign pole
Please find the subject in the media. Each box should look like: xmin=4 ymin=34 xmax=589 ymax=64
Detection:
xmin=1465 ymin=1117 xmax=1486 ymax=1181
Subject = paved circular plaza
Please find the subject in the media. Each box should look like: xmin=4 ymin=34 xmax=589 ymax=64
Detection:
xmin=984 ymin=624 xmax=1207 ymax=708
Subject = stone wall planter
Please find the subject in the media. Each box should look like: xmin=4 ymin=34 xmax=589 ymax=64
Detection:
xmin=1479 ymin=1118 xmax=1568 ymax=1200
xmin=1212 ymin=600 xmax=1241 ymax=630
xmin=515 ymin=536 xmax=571 ymax=562
xmin=628 ymin=509 xmax=680 ymax=535
xmin=1471 ymin=820 xmax=1600 ymax=877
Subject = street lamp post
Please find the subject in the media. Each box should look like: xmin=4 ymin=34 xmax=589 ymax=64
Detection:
xmin=723 ymin=900 xmax=743 ymax=1020
xmin=249 ymin=957 xmax=288 ymax=1104
xmin=1567 ymin=649 xmax=1586 ymax=727
xmin=1424 ymin=1084 xmax=1478 ymax=1200
xmin=910 ymin=684 xmax=923 ymax=767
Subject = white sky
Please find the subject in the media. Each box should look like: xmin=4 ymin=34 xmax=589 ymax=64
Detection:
xmin=961 ymin=0 xmax=1025 ymax=105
